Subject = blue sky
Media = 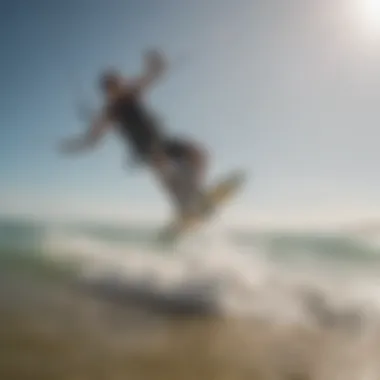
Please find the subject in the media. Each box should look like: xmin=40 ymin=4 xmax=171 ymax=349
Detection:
xmin=1 ymin=0 xmax=380 ymax=227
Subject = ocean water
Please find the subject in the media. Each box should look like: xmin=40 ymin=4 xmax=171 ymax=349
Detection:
xmin=1 ymin=216 xmax=380 ymax=379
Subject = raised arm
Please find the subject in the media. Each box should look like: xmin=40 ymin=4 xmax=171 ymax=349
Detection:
xmin=131 ymin=49 xmax=167 ymax=94
xmin=60 ymin=109 xmax=112 ymax=154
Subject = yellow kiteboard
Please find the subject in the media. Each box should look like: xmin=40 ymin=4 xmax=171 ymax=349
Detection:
xmin=158 ymin=169 xmax=247 ymax=243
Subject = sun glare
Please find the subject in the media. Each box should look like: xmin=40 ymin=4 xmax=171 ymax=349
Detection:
xmin=357 ymin=0 xmax=380 ymax=36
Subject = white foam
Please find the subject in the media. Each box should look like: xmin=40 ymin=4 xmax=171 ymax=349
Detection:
xmin=42 ymin=226 xmax=380 ymax=327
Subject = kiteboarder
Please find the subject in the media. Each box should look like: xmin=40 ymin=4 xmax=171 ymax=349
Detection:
xmin=60 ymin=49 xmax=208 ymax=219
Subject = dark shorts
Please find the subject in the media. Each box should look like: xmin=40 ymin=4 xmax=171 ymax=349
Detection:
xmin=163 ymin=138 xmax=194 ymax=161
xmin=134 ymin=136 xmax=196 ymax=165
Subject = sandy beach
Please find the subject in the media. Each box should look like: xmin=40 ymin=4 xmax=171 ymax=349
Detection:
xmin=1 ymin=268 xmax=379 ymax=380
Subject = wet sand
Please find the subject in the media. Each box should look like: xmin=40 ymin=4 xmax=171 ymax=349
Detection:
xmin=1 ymin=271 xmax=380 ymax=380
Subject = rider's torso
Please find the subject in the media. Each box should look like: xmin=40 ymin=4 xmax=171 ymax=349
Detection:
xmin=108 ymin=91 xmax=163 ymax=152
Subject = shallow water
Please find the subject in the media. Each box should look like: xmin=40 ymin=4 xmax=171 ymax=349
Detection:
xmin=1 ymin=217 xmax=380 ymax=379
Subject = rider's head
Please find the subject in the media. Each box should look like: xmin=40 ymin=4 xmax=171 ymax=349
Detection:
xmin=99 ymin=69 xmax=123 ymax=97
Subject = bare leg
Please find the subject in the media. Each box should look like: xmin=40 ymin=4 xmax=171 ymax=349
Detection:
xmin=151 ymin=145 xmax=208 ymax=219
xmin=176 ymin=145 xmax=207 ymax=215
xmin=151 ymin=160 xmax=188 ymax=218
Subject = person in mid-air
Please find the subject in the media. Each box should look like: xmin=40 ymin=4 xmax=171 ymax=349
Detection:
xmin=60 ymin=49 xmax=208 ymax=220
